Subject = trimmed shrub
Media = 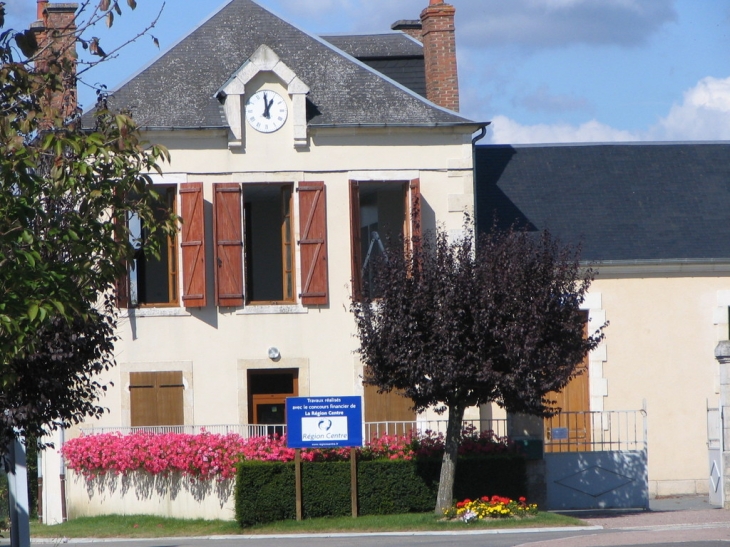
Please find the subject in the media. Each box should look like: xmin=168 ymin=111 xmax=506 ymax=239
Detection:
xmin=236 ymin=455 xmax=526 ymax=526
xmin=235 ymin=461 xmax=296 ymax=527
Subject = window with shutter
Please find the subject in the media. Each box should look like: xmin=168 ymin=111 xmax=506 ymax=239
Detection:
xmin=129 ymin=371 xmax=184 ymax=427
xmin=211 ymin=183 xmax=296 ymax=306
xmin=180 ymin=182 xmax=206 ymax=308
xmin=298 ymin=182 xmax=328 ymax=306
xmin=349 ymin=180 xmax=420 ymax=299
xmin=128 ymin=185 xmax=178 ymax=307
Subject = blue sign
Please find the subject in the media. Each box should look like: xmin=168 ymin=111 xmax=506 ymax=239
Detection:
xmin=286 ymin=396 xmax=363 ymax=448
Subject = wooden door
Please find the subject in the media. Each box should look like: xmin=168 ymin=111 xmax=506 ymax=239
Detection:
xmin=544 ymin=360 xmax=591 ymax=452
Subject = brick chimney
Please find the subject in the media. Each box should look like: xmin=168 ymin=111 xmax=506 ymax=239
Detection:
xmin=420 ymin=0 xmax=459 ymax=112
xmin=31 ymin=2 xmax=78 ymax=122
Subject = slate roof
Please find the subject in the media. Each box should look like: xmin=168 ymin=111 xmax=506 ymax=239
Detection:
xmin=475 ymin=143 xmax=730 ymax=263
xmin=322 ymin=34 xmax=426 ymax=98
xmin=101 ymin=0 xmax=472 ymax=129
xmin=321 ymin=33 xmax=424 ymax=58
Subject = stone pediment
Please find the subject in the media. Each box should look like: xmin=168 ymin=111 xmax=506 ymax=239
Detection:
xmin=215 ymin=44 xmax=310 ymax=148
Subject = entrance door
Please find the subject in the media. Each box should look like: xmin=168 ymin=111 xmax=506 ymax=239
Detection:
xmin=544 ymin=361 xmax=591 ymax=452
xmin=248 ymin=370 xmax=297 ymax=436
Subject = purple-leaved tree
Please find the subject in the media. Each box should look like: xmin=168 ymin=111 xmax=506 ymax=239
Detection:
xmin=351 ymin=219 xmax=605 ymax=514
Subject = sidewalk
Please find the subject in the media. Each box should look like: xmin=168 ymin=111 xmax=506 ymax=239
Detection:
xmin=524 ymin=495 xmax=730 ymax=547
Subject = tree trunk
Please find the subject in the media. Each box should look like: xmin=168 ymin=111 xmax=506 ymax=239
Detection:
xmin=434 ymin=402 xmax=465 ymax=515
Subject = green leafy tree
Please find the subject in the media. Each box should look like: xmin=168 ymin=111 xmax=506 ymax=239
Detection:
xmin=0 ymin=1 xmax=173 ymax=450
xmin=351 ymin=221 xmax=605 ymax=514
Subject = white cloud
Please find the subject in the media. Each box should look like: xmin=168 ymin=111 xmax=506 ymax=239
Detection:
xmin=649 ymin=76 xmax=730 ymax=141
xmin=487 ymin=75 xmax=730 ymax=144
xmin=487 ymin=115 xmax=637 ymax=144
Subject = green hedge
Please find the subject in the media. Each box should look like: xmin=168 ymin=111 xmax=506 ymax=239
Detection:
xmin=235 ymin=455 xmax=526 ymax=527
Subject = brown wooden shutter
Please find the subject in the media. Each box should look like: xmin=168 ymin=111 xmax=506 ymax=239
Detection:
xmin=349 ymin=180 xmax=363 ymax=300
xmin=156 ymin=371 xmax=185 ymax=426
xmin=213 ymin=183 xmax=244 ymax=307
xmin=409 ymin=178 xmax=422 ymax=246
xmin=129 ymin=371 xmax=184 ymax=427
xmin=180 ymin=183 xmax=207 ymax=307
xmin=130 ymin=372 xmax=156 ymax=427
xmin=297 ymin=182 xmax=329 ymax=306
xmin=113 ymin=214 xmax=130 ymax=308
xmin=115 ymin=265 xmax=130 ymax=309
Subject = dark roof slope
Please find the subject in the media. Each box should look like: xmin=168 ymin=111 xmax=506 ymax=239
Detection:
xmin=321 ymin=33 xmax=423 ymax=58
xmin=322 ymin=34 xmax=426 ymax=97
xmin=475 ymin=143 xmax=730 ymax=262
xmin=103 ymin=0 xmax=471 ymax=129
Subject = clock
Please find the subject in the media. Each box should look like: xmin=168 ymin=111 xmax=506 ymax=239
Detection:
xmin=245 ymin=89 xmax=288 ymax=133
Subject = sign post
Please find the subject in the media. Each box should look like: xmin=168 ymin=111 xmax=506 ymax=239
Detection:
xmin=286 ymin=396 xmax=363 ymax=518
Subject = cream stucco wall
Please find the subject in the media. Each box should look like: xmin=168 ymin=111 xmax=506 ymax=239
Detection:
xmin=41 ymin=121 xmax=477 ymax=522
xmin=73 ymin=122 xmax=476 ymax=430
xmin=589 ymin=273 xmax=730 ymax=496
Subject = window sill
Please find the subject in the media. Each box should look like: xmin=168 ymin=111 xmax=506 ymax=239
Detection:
xmin=236 ymin=304 xmax=309 ymax=315
xmin=120 ymin=307 xmax=192 ymax=318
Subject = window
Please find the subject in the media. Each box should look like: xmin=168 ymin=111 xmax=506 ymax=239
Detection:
xmin=128 ymin=185 xmax=178 ymax=306
xmin=244 ymin=184 xmax=295 ymax=303
xmin=129 ymin=371 xmax=184 ymax=427
xmin=214 ymin=181 xmax=328 ymax=307
xmin=118 ymin=182 xmax=206 ymax=309
xmin=349 ymin=179 xmax=421 ymax=299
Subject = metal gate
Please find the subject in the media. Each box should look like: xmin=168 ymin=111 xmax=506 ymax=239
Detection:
xmin=545 ymin=405 xmax=648 ymax=510
xmin=707 ymin=401 xmax=723 ymax=507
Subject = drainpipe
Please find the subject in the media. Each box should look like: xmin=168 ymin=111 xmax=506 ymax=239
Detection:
xmin=471 ymin=124 xmax=488 ymax=233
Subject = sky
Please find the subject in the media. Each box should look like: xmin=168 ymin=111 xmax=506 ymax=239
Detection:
xmin=6 ymin=0 xmax=730 ymax=144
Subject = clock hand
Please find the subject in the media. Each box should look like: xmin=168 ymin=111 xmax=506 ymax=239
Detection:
xmin=263 ymin=95 xmax=274 ymax=119
xmin=262 ymin=93 xmax=274 ymax=119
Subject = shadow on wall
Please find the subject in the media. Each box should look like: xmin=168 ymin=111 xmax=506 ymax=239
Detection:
xmin=76 ymin=471 xmax=234 ymax=513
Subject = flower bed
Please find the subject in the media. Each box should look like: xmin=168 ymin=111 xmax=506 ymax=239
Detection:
xmin=444 ymin=495 xmax=538 ymax=522
xmin=61 ymin=427 xmax=516 ymax=480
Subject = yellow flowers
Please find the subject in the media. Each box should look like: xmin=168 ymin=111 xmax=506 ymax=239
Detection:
xmin=443 ymin=495 xmax=538 ymax=522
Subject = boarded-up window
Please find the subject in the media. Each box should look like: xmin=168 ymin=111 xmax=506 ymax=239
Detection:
xmin=129 ymin=371 xmax=184 ymax=427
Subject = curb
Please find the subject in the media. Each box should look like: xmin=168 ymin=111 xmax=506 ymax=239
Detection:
xmin=26 ymin=526 xmax=603 ymax=543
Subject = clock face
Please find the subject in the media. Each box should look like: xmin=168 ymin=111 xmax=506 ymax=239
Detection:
xmin=245 ymin=90 xmax=288 ymax=133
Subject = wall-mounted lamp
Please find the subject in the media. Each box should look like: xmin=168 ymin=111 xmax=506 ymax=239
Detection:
xmin=268 ymin=347 xmax=281 ymax=361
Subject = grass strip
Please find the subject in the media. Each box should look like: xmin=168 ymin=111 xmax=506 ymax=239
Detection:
xmin=30 ymin=512 xmax=585 ymax=538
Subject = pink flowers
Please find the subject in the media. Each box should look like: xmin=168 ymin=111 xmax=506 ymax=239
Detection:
xmin=61 ymin=427 xmax=515 ymax=481
xmin=61 ymin=431 xmax=248 ymax=480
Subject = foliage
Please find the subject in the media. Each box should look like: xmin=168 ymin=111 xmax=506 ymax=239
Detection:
xmin=351 ymin=219 xmax=605 ymax=513
xmin=61 ymin=428 xmax=517 ymax=479
xmin=443 ymin=496 xmax=538 ymax=522
xmin=0 ymin=3 xmax=173 ymax=451
xmin=236 ymin=455 xmax=526 ymax=527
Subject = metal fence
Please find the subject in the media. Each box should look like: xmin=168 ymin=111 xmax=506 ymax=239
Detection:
xmin=79 ymin=419 xmax=509 ymax=440
xmin=544 ymin=407 xmax=647 ymax=453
